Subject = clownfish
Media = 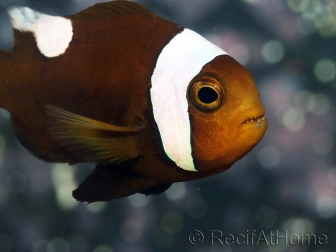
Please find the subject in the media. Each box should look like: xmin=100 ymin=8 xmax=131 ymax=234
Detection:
xmin=0 ymin=0 xmax=267 ymax=202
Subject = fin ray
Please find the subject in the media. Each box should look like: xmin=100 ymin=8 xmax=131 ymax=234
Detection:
xmin=45 ymin=104 xmax=142 ymax=165
xmin=45 ymin=104 xmax=140 ymax=132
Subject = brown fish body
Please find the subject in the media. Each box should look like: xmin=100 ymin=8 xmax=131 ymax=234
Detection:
xmin=1 ymin=5 xmax=177 ymax=159
xmin=0 ymin=1 xmax=267 ymax=202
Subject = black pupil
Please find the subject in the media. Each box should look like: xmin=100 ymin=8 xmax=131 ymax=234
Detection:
xmin=198 ymin=87 xmax=218 ymax=104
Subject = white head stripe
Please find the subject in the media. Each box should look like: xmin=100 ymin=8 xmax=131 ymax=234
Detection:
xmin=8 ymin=7 xmax=73 ymax=58
xmin=150 ymin=29 xmax=227 ymax=172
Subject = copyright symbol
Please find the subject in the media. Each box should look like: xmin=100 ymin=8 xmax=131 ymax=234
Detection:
xmin=189 ymin=230 xmax=204 ymax=245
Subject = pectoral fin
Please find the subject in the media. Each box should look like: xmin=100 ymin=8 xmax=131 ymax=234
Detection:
xmin=45 ymin=104 xmax=143 ymax=165
xmin=73 ymin=164 xmax=156 ymax=202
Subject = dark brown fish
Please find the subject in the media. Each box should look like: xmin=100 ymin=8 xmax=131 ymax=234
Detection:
xmin=0 ymin=0 xmax=267 ymax=202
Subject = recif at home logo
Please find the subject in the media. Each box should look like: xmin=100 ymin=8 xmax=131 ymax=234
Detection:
xmin=188 ymin=230 xmax=328 ymax=246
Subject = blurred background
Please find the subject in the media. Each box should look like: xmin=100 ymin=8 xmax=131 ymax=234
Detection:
xmin=0 ymin=0 xmax=335 ymax=251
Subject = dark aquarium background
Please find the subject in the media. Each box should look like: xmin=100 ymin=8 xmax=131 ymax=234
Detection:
xmin=0 ymin=0 xmax=336 ymax=251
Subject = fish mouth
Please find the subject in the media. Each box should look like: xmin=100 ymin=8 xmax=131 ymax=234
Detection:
xmin=240 ymin=113 xmax=266 ymax=127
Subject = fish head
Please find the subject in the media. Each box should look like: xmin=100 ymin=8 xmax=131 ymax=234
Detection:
xmin=188 ymin=55 xmax=268 ymax=172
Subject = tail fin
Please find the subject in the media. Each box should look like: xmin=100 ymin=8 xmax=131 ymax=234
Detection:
xmin=0 ymin=50 xmax=12 ymax=109
xmin=0 ymin=6 xmax=14 ymax=109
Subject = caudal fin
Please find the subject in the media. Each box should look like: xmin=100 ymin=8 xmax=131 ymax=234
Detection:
xmin=0 ymin=5 xmax=14 ymax=108
xmin=0 ymin=50 xmax=12 ymax=109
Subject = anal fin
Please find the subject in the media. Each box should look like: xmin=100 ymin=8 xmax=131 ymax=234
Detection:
xmin=73 ymin=163 xmax=156 ymax=203
xmin=140 ymin=183 xmax=172 ymax=196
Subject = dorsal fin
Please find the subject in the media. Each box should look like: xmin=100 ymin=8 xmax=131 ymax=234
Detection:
xmin=68 ymin=0 xmax=156 ymax=20
xmin=7 ymin=1 xmax=156 ymax=57
xmin=7 ymin=6 xmax=73 ymax=57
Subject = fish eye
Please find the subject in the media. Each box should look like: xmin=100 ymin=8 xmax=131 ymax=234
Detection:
xmin=188 ymin=77 xmax=224 ymax=111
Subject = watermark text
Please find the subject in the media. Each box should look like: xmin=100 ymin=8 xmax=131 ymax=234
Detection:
xmin=188 ymin=230 xmax=327 ymax=246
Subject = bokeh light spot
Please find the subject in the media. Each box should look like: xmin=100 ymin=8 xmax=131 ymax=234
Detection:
xmin=293 ymin=90 xmax=313 ymax=112
xmin=307 ymin=93 xmax=330 ymax=116
xmin=52 ymin=164 xmax=78 ymax=211
xmin=164 ymin=182 xmax=186 ymax=200
xmin=288 ymin=0 xmax=336 ymax=37
xmin=161 ymin=212 xmax=183 ymax=234
xmin=281 ymin=107 xmax=305 ymax=131
xmin=244 ymin=0 xmax=260 ymax=4
xmin=292 ymin=219 xmax=314 ymax=235
xmin=284 ymin=218 xmax=315 ymax=236
xmin=314 ymin=58 xmax=336 ymax=83
xmin=296 ymin=16 xmax=315 ymax=34
xmin=301 ymin=0 xmax=323 ymax=20
xmin=127 ymin=193 xmax=150 ymax=208
xmin=121 ymin=219 xmax=143 ymax=242
xmin=261 ymin=40 xmax=285 ymax=64
xmin=287 ymin=0 xmax=309 ymax=13
xmin=93 ymin=245 xmax=114 ymax=252
xmin=316 ymin=196 xmax=336 ymax=218
xmin=228 ymin=44 xmax=250 ymax=65
xmin=86 ymin=202 xmax=106 ymax=213
xmin=47 ymin=238 xmax=69 ymax=252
